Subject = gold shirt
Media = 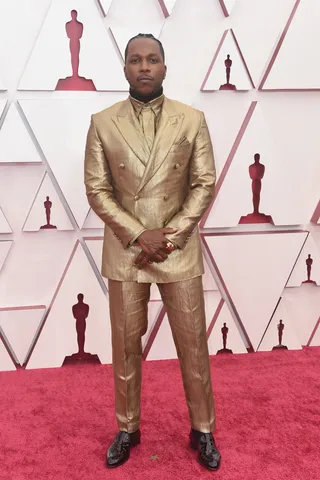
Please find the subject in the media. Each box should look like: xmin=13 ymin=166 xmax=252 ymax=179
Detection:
xmin=129 ymin=93 xmax=165 ymax=135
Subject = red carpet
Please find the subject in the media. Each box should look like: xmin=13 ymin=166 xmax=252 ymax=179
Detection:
xmin=0 ymin=347 xmax=319 ymax=480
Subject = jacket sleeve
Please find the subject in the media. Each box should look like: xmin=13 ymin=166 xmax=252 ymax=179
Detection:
xmin=164 ymin=112 xmax=216 ymax=249
xmin=84 ymin=115 xmax=145 ymax=248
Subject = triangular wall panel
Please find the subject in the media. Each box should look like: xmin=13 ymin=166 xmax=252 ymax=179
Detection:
xmin=201 ymin=30 xmax=254 ymax=92
xmin=0 ymin=306 xmax=46 ymax=365
xmin=147 ymin=313 xmax=177 ymax=361
xmin=0 ymin=208 xmax=12 ymax=234
xmin=107 ymin=0 xmax=166 ymax=24
xmin=287 ymin=234 xmax=320 ymax=287
xmin=193 ymin=96 xmax=252 ymax=186
xmin=23 ymin=173 xmax=73 ymax=232
xmin=18 ymin=0 xmax=127 ymax=91
xmin=261 ymin=1 xmax=320 ymax=90
xmin=143 ymin=247 xmax=246 ymax=360
xmin=204 ymin=103 xmax=277 ymax=227
xmin=0 ymin=241 xmax=13 ymax=274
xmin=0 ymin=103 xmax=42 ymax=164
xmin=20 ymin=97 xmax=127 ymax=228
xmin=204 ymin=291 xmax=224 ymax=329
xmin=0 ymin=340 xmax=15 ymax=371
xmin=208 ymin=302 xmax=247 ymax=355
xmin=147 ymin=292 xmax=229 ymax=361
xmin=146 ymin=290 xmax=225 ymax=361
xmin=0 ymin=234 xmax=76 ymax=308
xmin=231 ymin=0 xmax=300 ymax=88
xmin=281 ymin=284 xmax=320 ymax=346
xmin=0 ymin=165 xmax=45 ymax=231
xmin=309 ymin=318 xmax=320 ymax=347
xmin=203 ymin=246 xmax=251 ymax=351
xmin=150 ymin=284 xmax=161 ymax=301
xmin=82 ymin=209 xmax=104 ymax=229
xmin=204 ymin=103 xmax=316 ymax=227
xmin=257 ymin=298 xmax=301 ymax=351
xmin=204 ymin=232 xmax=307 ymax=350
xmin=155 ymin=1 xmax=223 ymax=105
xmin=27 ymin=242 xmax=111 ymax=369
xmin=203 ymin=255 xmax=219 ymax=291
xmin=256 ymin=95 xmax=320 ymax=221
xmin=84 ymin=237 xmax=107 ymax=287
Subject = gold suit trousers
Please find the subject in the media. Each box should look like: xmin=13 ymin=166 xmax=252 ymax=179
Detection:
xmin=108 ymin=276 xmax=216 ymax=434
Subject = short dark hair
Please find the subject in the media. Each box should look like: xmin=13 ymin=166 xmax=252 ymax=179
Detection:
xmin=124 ymin=33 xmax=165 ymax=62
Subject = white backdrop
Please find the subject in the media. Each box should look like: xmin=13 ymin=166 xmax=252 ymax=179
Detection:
xmin=0 ymin=0 xmax=319 ymax=371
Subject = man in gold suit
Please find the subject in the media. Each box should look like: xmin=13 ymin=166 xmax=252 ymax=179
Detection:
xmin=84 ymin=33 xmax=221 ymax=471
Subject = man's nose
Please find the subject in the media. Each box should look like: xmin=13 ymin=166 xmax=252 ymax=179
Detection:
xmin=139 ymin=60 xmax=150 ymax=71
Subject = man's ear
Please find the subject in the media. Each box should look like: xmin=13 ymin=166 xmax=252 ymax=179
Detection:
xmin=163 ymin=64 xmax=167 ymax=79
xmin=124 ymin=65 xmax=127 ymax=80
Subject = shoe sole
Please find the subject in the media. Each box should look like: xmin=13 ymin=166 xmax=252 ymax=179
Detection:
xmin=190 ymin=441 xmax=221 ymax=471
xmin=197 ymin=458 xmax=221 ymax=471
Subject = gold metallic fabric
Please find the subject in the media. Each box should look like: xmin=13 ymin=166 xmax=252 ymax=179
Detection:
xmin=140 ymin=106 xmax=155 ymax=151
xmin=130 ymin=93 xmax=164 ymax=139
xmin=84 ymin=96 xmax=216 ymax=283
xmin=108 ymin=276 xmax=216 ymax=433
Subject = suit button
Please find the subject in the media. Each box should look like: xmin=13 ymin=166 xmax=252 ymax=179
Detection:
xmin=163 ymin=195 xmax=168 ymax=200
xmin=134 ymin=195 xmax=140 ymax=201
xmin=174 ymin=163 xmax=180 ymax=169
xmin=119 ymin=163 xmax=125 ymax=169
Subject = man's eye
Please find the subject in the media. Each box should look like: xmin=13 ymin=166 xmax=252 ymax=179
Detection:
xmin=131 ymin=58 xmax=139 ymax=63
xmin=150 ymin=59 xmax=158 ymax=63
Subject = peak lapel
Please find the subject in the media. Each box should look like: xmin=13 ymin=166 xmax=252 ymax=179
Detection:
xmin=111 ymin=99 xmax=149 ymax=166
xmin=137 ymin=100 xmax=184 ymax=192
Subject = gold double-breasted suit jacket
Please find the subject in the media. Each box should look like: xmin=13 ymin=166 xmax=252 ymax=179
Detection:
xmin=84 ymin=96 xmax=216 ymax=283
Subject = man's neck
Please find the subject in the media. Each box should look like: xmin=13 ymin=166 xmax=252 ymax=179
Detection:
xmin=129 ymin=86 xmax=163 ymax=104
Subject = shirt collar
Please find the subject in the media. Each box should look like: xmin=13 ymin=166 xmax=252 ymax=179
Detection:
xmin=129 ymin=94 xmax=165 ymax=117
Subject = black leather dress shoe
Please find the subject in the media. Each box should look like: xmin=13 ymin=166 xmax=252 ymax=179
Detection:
xmin=106 ymin=429 xmax=141 ymax=468
xmin=189 ymin=429 xmax=221 ymax=471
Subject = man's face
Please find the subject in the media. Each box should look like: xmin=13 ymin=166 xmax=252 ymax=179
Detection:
xmin=124 ymin=37 xmax=166 ymax=96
